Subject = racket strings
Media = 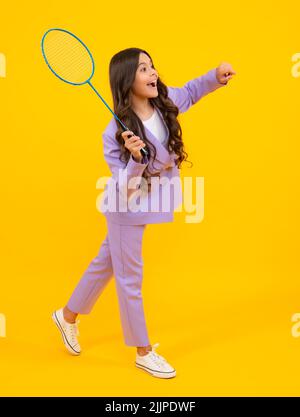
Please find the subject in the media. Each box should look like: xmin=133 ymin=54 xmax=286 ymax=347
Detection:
xmin=42 ymin=30 xmax=93 ymax=84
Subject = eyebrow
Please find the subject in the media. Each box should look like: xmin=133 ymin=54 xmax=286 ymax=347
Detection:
xmin=138 ymin=61 xmax=153 ymax=67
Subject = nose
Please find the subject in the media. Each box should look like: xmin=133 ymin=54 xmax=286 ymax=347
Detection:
xmin=152 ymin=68 xmax=158 ymax=78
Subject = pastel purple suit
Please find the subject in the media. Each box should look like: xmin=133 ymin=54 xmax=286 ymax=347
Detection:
xmin=67 ymin=67 xmax=226 ymax=346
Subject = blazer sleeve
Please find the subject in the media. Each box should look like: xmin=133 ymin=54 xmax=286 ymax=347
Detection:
xmin=102 ymin=132 xmax=149 ymax=201
xmin=167 ymin=67 xmax=226 ymax=114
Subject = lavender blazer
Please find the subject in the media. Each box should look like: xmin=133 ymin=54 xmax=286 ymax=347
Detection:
xmin=99 ymin=68 xmax=226 ymax=225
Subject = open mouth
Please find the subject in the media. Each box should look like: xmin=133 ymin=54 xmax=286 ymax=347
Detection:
xmin=147 ymin=81 xmax=157 ymax=88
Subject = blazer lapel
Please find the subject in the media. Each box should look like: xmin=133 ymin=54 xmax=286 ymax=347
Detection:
xmin=142 ymin=105 xmax=178 ymax=168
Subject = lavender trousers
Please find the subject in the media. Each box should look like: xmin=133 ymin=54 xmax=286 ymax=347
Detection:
xmin=66 ymin=219 xmax=150 ymax=347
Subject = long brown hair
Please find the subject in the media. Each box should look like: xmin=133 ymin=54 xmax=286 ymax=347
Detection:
xmin=109 ymin=47 xmax=192 ymax=187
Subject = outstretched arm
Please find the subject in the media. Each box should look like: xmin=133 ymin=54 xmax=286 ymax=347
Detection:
xmin=167 ymin=62 xmax=236 ymax=113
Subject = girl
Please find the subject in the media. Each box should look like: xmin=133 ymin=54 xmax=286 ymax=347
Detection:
xmin=52 ymin=48 xmax=236 ymax=379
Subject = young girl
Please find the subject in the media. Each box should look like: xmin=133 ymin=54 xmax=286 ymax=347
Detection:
xmin=52 ymin=48 xmax=235 ymax=379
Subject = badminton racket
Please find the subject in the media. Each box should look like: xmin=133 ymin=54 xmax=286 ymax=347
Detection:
xmin=41 ymin=28 xmax=149 ymax=157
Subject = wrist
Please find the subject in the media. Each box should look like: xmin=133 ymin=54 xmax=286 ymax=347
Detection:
xmin=132 ymin=154 xmax=143 ymax=163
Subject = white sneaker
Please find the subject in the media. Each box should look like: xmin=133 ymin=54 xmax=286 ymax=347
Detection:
xmin=135 ymin=343 xmax=176 ymax=378
xmin=52 ymin=308 xmax=81 ymax=355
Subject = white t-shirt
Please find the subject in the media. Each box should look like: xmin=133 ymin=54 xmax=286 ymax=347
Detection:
xmin=142 ymin=107 xmax=169 ymax=148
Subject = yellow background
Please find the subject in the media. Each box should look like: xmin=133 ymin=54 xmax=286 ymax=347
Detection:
xmin=0 ymin=0 xmax=300 ymax=396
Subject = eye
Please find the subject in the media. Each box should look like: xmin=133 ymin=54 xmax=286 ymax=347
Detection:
xmin=141 ymin=65 xmax=155 ymax=71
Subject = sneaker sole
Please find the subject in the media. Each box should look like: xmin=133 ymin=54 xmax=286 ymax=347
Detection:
xmin=135 ymin=362 xmax=176 ymax=379
xmin=52 ymin=311 xmax=81 ymax=356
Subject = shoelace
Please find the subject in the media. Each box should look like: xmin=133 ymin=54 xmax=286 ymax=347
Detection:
xmin=67 ymin=320 xmax=80 ymax=341
xmin=148 ymin=343 xmax=167 ymax=367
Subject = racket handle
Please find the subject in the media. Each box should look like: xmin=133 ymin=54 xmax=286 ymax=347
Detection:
xmin=127 ymin=133 xmax=149 ymax=157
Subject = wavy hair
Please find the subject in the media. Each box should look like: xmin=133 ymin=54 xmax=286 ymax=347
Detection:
xmin=108 ymin=47 xmax=192 ymax=188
